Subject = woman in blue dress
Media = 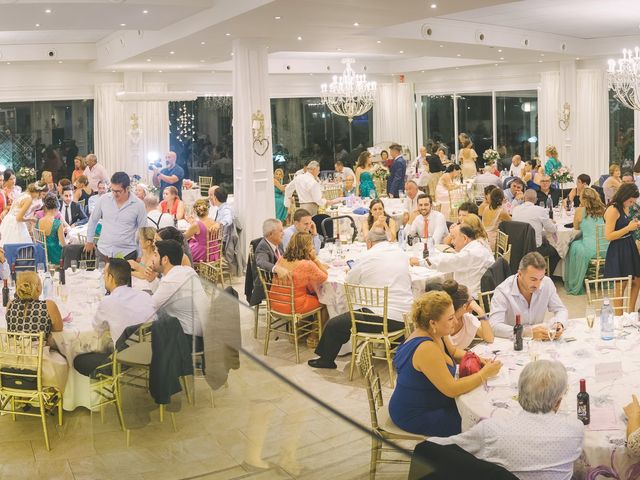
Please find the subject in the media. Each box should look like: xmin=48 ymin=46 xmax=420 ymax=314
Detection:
xmin=388 ymin=291 xmax=502 ymax=437
xmin=273 ymin=168 xmax=287 ymax=223
xmin=355 ymin=151 xmax=377 ymax=198
xmin=604 ymin=183 xmax=640 ymax=313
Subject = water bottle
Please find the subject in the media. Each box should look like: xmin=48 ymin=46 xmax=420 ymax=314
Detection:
xmin=397 ymin=226 xmax=406 ymax=250
xmin=600 ymin=298 xmax=614 ymax=340
xmin=42 ymin=272 xmax=53 ymax=300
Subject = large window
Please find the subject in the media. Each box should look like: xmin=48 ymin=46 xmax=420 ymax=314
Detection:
xmin=0 ymin=100 xmax=94 ymax=184
xmin=271 ymin=97 xmax=373 ymax=175
xmin=421 ymin=95 xmax=455 ymax=157
xmin=496 ymin=91 xmax=538 ymax=161
xmin=609 ymin=91 xmax=634 ymax=169
xmin=457 ymin=93 xmax=493 ymax=163
xmin=169 ymin=97 xmax=233 ymax=192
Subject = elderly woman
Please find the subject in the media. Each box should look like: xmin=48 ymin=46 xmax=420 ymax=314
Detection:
xmin=135 ymin=183 xmax=149 ymax=202
xmin=430 ymin=360 xmax=584 ymax=479
xmin=160 ymin=185 xmax=185 ymax=220
xmin=603 ymin=164 xmax=622 ymax=204
xmin=361 ymin=198 xmax=397 ymax=242
xmin=40 ymin=170 xmax=55 ymax=194
xmin=388 ymin=291 xmax=502 ymax=436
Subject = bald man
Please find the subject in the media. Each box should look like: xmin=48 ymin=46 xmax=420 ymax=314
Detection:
xmin=152 ymin=151 xmax=185 ymax=199
xmin=207 ymin=185 xmax=219 ymax=220
xmin=83 ymin=153 xmax=109 ymax=192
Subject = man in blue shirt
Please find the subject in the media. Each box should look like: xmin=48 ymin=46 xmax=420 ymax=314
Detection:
xmin=282 ymin=208 xmax=322 ymax=253
xmin=387 ymin=143 xmax=406 ymax=198
xmin=84 ymin=171 xmax=148 ymax=261
xmin=152 ymin=151 xmax=185 ymax=199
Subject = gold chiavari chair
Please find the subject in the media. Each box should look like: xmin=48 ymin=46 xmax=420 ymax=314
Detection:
xmin=587 ymin=223 xmax=609 ymax=281
xmin=15 ymin=245 xmax=36 ymax=273
xmin=585 ymin=275 xmax=632 ymax=315
xmin=447 ymin=186 xmax=467 ymax=222
xmin=0 ymin=331 xmax=63 ymax=451
xmin=478 ymin=290 xmax=495 ymax=315
xmin=198 ymin=176 xmax=213 ymax=197
xmin=248 ymin=244 xmax=267 ymax=339
xmin=494 ymin=231 xmax=511 ymax=264
xmin=344 ymin=283 xmax=404 ymax=387
xmin=257 ymin=267 xmax=323 ymax=364
xmin=356 ymin=341 xmax=422 ymax=479
xmin=322 ymin=186 xmax=343 ymax=201
xmin=196 ymin=227 xmax=226 ymax=286
xmin=32 ymin=228 xmax=49 ymax=267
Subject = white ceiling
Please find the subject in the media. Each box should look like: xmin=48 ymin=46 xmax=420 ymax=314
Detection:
xmin=0 ymin=0 xmax=639 ymax=73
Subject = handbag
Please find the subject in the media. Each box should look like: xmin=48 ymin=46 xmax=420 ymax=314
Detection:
xmin=0 ymin=367 xmax=38 ymax=390
xmin=459 ymin=351 xmax=482 ymax=378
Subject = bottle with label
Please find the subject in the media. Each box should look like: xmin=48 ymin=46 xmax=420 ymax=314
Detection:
xmin=10 ymin=262 xmax=16 ymax=286
xmin=513 ymin=314 xmax=523 ymax=351
xmin=2 ymin=280 xmax=8 ymax=307
xmin=600 ymin=297 xmax=614 ymax=340
xmin=577 ymin=378 xmax=590 ymax=425
xmin=397 ymin=226 xmax=406 ymax=250
xmin=422 ymin=239 xmax=429 ymax=259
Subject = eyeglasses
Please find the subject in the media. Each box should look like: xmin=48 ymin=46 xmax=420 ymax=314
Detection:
xmin=111 ymin=188 xmax=124 ymax=194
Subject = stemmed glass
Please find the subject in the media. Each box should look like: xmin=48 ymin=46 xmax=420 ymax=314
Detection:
xmin=586 ymin=306 xmax=596 ymax=329
xmin=70 ymin=260 xmax=78 ymax=273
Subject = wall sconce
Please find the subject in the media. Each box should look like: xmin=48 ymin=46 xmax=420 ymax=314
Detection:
xmin=558 ymin=102 xmax=570 ymax=131
xmin=252 ymin=109 xmax=269 ymax=156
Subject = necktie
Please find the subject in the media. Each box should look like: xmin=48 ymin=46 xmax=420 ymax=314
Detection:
xmin=275 ymin=248 xmax=281 ymax=260
xmin=423 ymin=216 xmax=429 ymax=239
xmin=65 ymin=205 xmax=71 ymax=224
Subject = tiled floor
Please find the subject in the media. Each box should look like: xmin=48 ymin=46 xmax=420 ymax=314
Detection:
xmin=0 ymin=276 xmax=588 ymax=479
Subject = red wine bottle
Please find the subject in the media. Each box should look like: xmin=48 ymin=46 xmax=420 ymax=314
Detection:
xmin=513 ymin=314 xmax=523 ymax=351
xmin=577 ymin=378 xmax=590 ymax=425
xmin=2 ymin=280 xmax=8 ymax=307
xmin=59 ymin=259 xmax=65 ymax=285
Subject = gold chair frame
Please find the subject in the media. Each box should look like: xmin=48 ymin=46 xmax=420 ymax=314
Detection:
xmin=447 ymin=186 xmax=467 ymax=222
xmin=478 ymin=290 xmax=495 ymax=315
xmin=0 ymin=331 xmax=63 ymax=450
xmin=257 ymin=267 xmax=323 ymax=364
xmin=322 ymin=186 xmax=343 ymax=201
xmin=344 ymin=283 xmax=404 ymax=387
xmin=32 ymin=228 xmax=50 ymax=267
xmin=585 ymin=275 xmax=632 ymax=314
xmin=494 ymin=230 xmax=511 ymax=264
xmin=587 ymin=223 xmax=609 ymax=281
xmin=196 ymin=227 xmax=228 ymax=286
xmin=356 ymin=341 xmax=422 ymax=479
xmin=15 ymin=245 xmax=36 ymax=273
xmin=198 ymin=176 xmax=213 ymax=197
xmin=89 ymin=350 xmax=129 ymax=444
xmin=248 ymin=244 xmax=267 ymax=339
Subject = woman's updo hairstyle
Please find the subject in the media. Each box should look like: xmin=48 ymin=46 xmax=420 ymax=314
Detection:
xmin=412 ymin=291 xmax=453 ymax=331
xmin=193 ymin=198 xmax=209 ymax=217
xmin=15 ymin=271 xmax=42 ymax=300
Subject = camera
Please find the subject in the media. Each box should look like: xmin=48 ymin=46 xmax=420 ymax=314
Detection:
xmin=148 ymin=161 xmax=162 ymax=171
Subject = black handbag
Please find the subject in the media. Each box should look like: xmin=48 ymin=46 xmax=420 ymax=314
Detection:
xmin=0 ymin=367 xmax=38 ymax=390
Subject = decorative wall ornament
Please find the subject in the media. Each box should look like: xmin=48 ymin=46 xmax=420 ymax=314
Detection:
xmin=558 ymin=102 xmax=571 ymax=131
xmin=176 ymin=103 xmax=195 ymax=143
xmin=128 ymin=113 xmax=141 ymax=144
xmin=252 ymin=109 xmax=269 ymax=156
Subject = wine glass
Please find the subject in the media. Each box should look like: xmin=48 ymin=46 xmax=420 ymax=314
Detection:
xmin=547 ymin=322 xmax=558 ymax=342
xmin=586 ymin=306 xmax=596 ymax=329
xmin=70 ymin=260 xmax=77 ymax=273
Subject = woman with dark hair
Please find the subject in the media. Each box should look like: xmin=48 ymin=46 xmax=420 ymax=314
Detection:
xmin=482 ymin=188 xmax=511 ymax=250
xmin=35 ymin=194 xmax=65 ymax=264
xmin=522 ymin=159 xmax=542 ymax=191
xmin=361 ymin=198 xmax=397 ymax=242
xmin=156 ymin=226 xmax=193 ymax=266
xmin=604 ymin=182 xmax=640 ymax=311
xmin=380 ymin=149 xmax=390 ymax=168
xmin=435 ymin=164 xmax=462 ymax=219
xmin=355 ymin=151 xmax=376 ymax=198
xmin=478 ymin=184 xmax=498 ymax=217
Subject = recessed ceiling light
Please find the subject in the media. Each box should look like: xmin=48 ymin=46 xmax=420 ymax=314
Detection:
xmin=58 ymin=60 xmax=63 ymax=64
xmin=439 ymin=44 xmax=443 ymax=48
xmin=455 ymin=67 xmax=459 ymax=70
xmin=498 ymin=49 xmax=502 ymax=53
xmin=456 ymin=53 xmax=461 ymax=57
xmin=231 ymin=52 xmax=234 ymax=56
xmin=297 ymin=36 xmax=302 ymax=40
xmin=576 ymin=57 xmax=580 ymax=60
xmin=430 ymin=3 xmax=437 ymax=8
xmin=200 ymin=41 xmax=206 ymax=45
xmin=169 ymin=51 xmax=175 ymax=55
xmin=494 ymin=63 xmax=498 ymax=66
xmin=200 ymin=59 xmax=205 ymax=63
xmin=35 ymin=23 xmax=40 ymax=27
xmin=399 ymin=50 xmax=404 ymax=54
xmin=225 ymin=33 xmax=231 ymax=36
xmin=45 ymin=9 xmax=52 ymax=14
xmin=538 ymin=60 xmax=543 ymax=63
xmin=158 ymin=70 xmax=163 ymax=73
xmin=7 ymin=62 xmax=11 ymax=65
xmin=337 ymin=48 xmax=342 ymax=51
xmin=499 ymin=57 xmax=504 ymax=60
xmin=421 ymin=70 xmax=425 ymax=73
xmin=111 ymin=70 xmax=116 ymax=73
xmin=120 ymin=23 xmax=126 ymax=27
xmin=274 ymin=16 xmax=281 ymax=20
xmin=353 ymin=22 xmax=359 ymax=27
xmin=142 ymin=10 xmax=149 ymax=14
xmin=146 ymin=58 xmax=151 ymax=62
xmin=376 ymin=40 xmax=382 ymax=44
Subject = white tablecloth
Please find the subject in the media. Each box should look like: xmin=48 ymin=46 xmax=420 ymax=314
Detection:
xmin=459 ymin=317 xmax=640 ymax=479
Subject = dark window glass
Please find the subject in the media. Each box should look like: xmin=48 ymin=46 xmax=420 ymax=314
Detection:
xmin=496 ymin=91 xmax=538 ymax=162
xmin=421 ymin=95 xmax=455 ymax=157
xmin=609 ymin=90 xmax=635 ymax=170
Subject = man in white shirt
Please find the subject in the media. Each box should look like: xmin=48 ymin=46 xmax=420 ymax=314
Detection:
xmin=83 ymin=154 xmax=109 ymax=192
xmin=207 ymin=185 xmax=219 ymax=220
xmin=152 ymin=240 xmax=208 ymax=338
xmin=402 ymin=180 xmax=420 ymax=225
xmin=334 ymin=160 xmax=355 ymax=183
xmin=408 ymin=194 xmax=447 ymax=244
xmin=412 ymin=224 xmax=494 ymax=298
xmin=284 ymin=160 xmax=336 ymax=216
xmin=509 ymin=154 xmax=524 ymax=178
xmin=87 ymin=180 xmax=107 ymax=215
xmin=490 ymin=252 xmax=568 ymax=339
xmin=407 ymin=146 xmax=428 ymax=180
xmin=512 ymin=189 xmax=560 ymax=274
xmin=474 ymin=165 xmax=502 ymax=187
xmin=145 ymin=194 xmax=175 ymax=229
xmin=282 ymin=208 xmax=322 ymax=253
xmin=212 ymin=187 xmax=234 ymax=241
xmin=308 ymin=227 xmax=413 ymax=369
xmin=430 ymin=360 xmax=584 ymax=480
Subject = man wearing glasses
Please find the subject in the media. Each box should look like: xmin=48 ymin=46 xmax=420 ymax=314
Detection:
xmin=152 ymin=151 xmax=185 ymax=199
xmin=84 ymin=171 xmax=148 ymax=261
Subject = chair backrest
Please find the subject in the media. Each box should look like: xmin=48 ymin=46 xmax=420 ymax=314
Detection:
xmin=344 ymin=283 xmax=389 ymax=334
xmin=80 ymin=248 xmax=97 ymax=270
xmin=478 ymin=290 xmax=494 ymax=314
xmin=322 ymin=186 xmax=343 ymax=201
xmin=205 ymin=227 xmax=224 ymax=263
xmin=402 ymin=312 xmax=416 ymax=336
xmin=448 ymin=186 xmax=467 ymax=208
xmin=321 ymin=215 xmax=358 ymax=243
xmin=494 ymin=231 xmax=509 ymax=257
xmin=199 ymin=176 xmax=213 ymax=196
xmin=0 ymin=331 xmax=44 ymax=392
xmin=257 ymin=266 xmax=296 ymax=315
xmin=78 ymin=199 xmax=85 ymax=208
xmin=355 ymin=341 xmax=382 ymax=431
xmin=15 ymin=245 xmax=36 ymax=272
xmin=594 ymin=223 xmax=609 ymax=261
xmin=472 ymin=183 xmax=492 ymax=203
xmin=585 ymin=276 xmax=632 ymax=312
xmin=32 ymin=228 xmax=49 ymax=266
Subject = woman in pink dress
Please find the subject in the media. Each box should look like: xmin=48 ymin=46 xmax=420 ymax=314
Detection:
xmin=184 ymin=198 xmax=220 ymax=262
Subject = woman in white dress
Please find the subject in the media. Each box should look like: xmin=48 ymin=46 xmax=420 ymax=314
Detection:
xmin=0 ymin=183 xmax=40 ymax=246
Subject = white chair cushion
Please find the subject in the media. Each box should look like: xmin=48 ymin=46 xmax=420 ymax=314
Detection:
xmin=117 ymin=342 xmax=152 ymax=366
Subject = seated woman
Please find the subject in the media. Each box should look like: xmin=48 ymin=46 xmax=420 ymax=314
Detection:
xmin=184 ymin=198 xmax=220 ymax=263
xmin=73 ymin=175 xmax=92 ymax=206
xmin=361 ymin=198 xmax=397 ymax=242
xmin=603 ymin=164 xmax=622 ymax=204
xmin=564 ymin=188 xmax=608 ymax=295
xmin=128 ymin=227 xmax=159 ymax=293
xmin=40 ymin=170 xmax=56 ymax=196
xmin=135 ymin=183 xmax=149 ymax=202
xmin=425 ymin=280 xmax=493 ymax=349
xmin=389 ymin=291 xmax=501 ymax=436
xmin=478 ymin=185 xmax=498 ymax=217
xmin=156 ymin=226 xmax=193 ymax=267
xmin=567 ymin=173 xmax=591 ymax=209
xmin=482 ymin=188 xmax=511 ymax=250
xmin=522 ymin=159 xmax=542 ymax=191
xmin=159 ymin=186 xmax=185 ymax=220
xmin=435 ymin=164 xmax=462 ymax=220
xmin=35 ymin=195 xmax=65 ymax=265
xmin=269 ymin=232 xmax=328 ymax=315
xmin=445 ymin=213 xmax=491 ymax=253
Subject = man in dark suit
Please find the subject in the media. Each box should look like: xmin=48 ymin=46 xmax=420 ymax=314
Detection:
xmin=249 ymin=218 xmax=290 ymax=306
xmin=61 ymin=186 xmax=88 ymax=227
xmin=387 ymin=143 xmax=406 ymax=198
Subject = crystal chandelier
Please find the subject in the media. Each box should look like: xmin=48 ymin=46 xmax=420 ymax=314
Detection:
xmin=320 ymin=58 xmax=376 ymax=122
xmin=608 ymin=48 xmax=640 ymax=110
xmin=204 ymin=94 xmax=232 ymax=113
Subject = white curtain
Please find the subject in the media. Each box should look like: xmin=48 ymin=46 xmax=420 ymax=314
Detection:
xmin=575 ymin=70 xmax=609 ymax=181
xmin=141 ymin=83 xmax=170 ymax=183
xmin=373 ymin=82 xmax=417 ymax=156
xmin=94 ymin=83 xmax=126 ymax=176
xmin=539 ymin=71 xmax=562 ymax=166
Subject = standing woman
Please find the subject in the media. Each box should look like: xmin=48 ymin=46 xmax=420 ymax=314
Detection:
xmin=273 ymin=168 xmax=288 ymax=223
xmin=603 ymin=183 xmax=640 ymax=312
xmin=355 ymin=151 xmax=376 ymax=199
xmin=71 ymin=156 xmax=85 ymax=183
xmin=35 ymin=195 xmax=65 ymax=265
xmin=544 ymin=145 xmax=562 ymax=176
xmin=1 ymin=169 xmax=17 ymax=216
xmin=482 ymin=188 xmax=511 ymax=251
xmin=0 ymin=183 xmax=40 ymax=246
xmin=435 ymin=164 xmax=462 ymax=220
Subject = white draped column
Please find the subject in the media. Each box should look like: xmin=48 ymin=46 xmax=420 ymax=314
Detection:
xmin=94 ymin=83 xmax=126 ymax=176
xmin=232 ymin=39 xmax=274 ymax=250
xmin=373 ymin=81 xmax=416 ymax=154
xmin=575 ymin=70 xmax=609 ymax=181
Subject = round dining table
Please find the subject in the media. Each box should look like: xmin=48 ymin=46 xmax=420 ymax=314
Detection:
xmin=458 ymin=315 xmax=640 ymax=479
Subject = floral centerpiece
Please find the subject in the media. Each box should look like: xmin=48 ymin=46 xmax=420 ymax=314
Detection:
xmin=17 ymin=167 xmax=36 ymax=184
xmin=371 ymin=163 xmax=389 ymax=196
xmin=482 ymin=149 xmax=501 ymax=164
xmin=549 ymin=167 xmax=574 ymax=185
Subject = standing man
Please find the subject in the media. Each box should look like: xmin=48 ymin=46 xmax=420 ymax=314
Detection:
xmin=152 ymin=151 xmax=185 ymax=199
xmin=387 ymin=143 xmax=406 ymax=198
xmin=284 ymin=160 xmax=331 ymax=216
xmin=83 ymin=154 xmax=109 ymax=193
xmin=84 ymin=171 xmax=148 ymax=261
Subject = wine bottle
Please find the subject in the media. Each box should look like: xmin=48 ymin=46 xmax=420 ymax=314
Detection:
xmin=513 ymin=314 xmax=523 ymax=351
xmin=2 ymin=280 xmax=8 ymax=307
xmin=59 ymin=259 xmax=65 ymax=285
xmin=10 ymin=262 xmax=16 ymax=285
xmin=577 ymin=378 xmax=590 ymax=425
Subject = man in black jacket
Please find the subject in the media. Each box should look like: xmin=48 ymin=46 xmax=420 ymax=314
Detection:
xmin=60 ymin=186 xmax=88 ymax=226
xmin=249 ymin=218 xmax=289 ymax=306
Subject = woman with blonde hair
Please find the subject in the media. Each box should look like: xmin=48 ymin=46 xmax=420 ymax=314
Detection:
xmin=129 ymin=226 xmax=159 ymax=292
xmin=389 ymin=291 xmax=501 ymax=436
xmin=482 ymin=188 xmax=511 ymax=250
xmin=41 ymin=170 xmax=55 ymax=193
xmin=459 ymin=138 xmax=478 ymax=180
xmin=544 ymin=145 xmax=562 ymax=176
xmin=134 ymin=183 xmax=149 ymax=202
xmin=71 ymin=156 xmax=85 ymax=183
xmin=273 ymin=168 xmax=287 ymax=223
xmin=184 ymin=198 xmax=220 ymax=262
xmin=460 ymin=213 xmax=491 ymax=251
xmin=73 ymin=175 xmax=92 ymax=205
xmin=602 ymin=164 xmax=622 ymax=204
xmin=564 ymin=188 xmax=609 ymax=295
xmin=160 ymin=185 xmax=185 ymax=220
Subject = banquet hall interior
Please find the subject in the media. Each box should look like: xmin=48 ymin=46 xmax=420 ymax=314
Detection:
xmin=3 ymin=0 xmax=640 ymax=479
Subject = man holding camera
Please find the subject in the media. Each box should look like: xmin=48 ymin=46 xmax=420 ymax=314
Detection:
xmin=152 ymin=151 xmax=184 ymax=199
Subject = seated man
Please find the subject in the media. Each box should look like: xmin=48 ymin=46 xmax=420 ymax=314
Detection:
xmin=504 ymin=177 xmax=526 ymax=208
xmin=475 ymin=165 xmax=502 ymax=187
xmin=536 ymin=175 xmax=560 ymax=207
xmin=282 ymin=208 xmax=322 ymax=253
xmin=508 ymin=154 xmax=524 ymax=177
xmin=402 ymin=180 xmax=421 ymax=225
xmin=74 ymin=259 xmax=156 ymax=376
xmin=211 ymin=187 xmax=234 ymax=239
xmin=408 ymin=194 xmax=447 ymax=244
xmin=411 ymin=225 xmax=494 ymax=299
xmin=152 ymin=239 xmax=208 ymax=339
xmin=512 ymin=189 xmax=560 ymax=274
xmin=490 ymin=252 xmax=568 ymax=339
xmin=145 ymin=193 xmax=175 ymax=229
xmin=250 ymin=218 xmax=290 ymax=306
xmin=60 ymin=186 xmax=88 ymax=227
xmin=334 ymin=160 xmax=355 ymax=183
xmin=308 ymin=227 xmax=413 ymax=369
xmin=429 ymin=359 xmax=584 ymax=479
xmin=87 ymin=180 xmax=107 ymax=215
